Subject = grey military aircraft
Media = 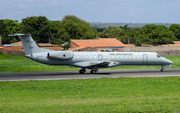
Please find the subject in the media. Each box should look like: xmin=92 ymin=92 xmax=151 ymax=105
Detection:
xmin=9 ymin=33 xmax=173 ymax=74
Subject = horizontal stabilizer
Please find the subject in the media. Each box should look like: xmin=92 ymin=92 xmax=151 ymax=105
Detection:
xmin=8 ymin=33 xmax=30 ymax=37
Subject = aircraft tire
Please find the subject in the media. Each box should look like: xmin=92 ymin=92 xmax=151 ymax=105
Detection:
xmin=90 ymin=70 xmax=96 ymax=74
xmin=79 ymin=69 xmax=85 ymax=74
xmin=161 ymin=69 xmax=165 ymax=72
xmin=90 ymin=70 xmax=93 ymax=74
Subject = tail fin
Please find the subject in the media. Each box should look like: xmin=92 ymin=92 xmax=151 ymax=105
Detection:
xmin=8 ymin=33 xmax=53 ymax=55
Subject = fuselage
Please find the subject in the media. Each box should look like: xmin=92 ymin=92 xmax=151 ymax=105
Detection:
xmin=27 ymin=51 xmax=173 ymax=68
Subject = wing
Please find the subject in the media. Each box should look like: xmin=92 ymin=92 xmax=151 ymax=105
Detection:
xmin=71 ymin=61 xmax=110 ymax=68
xmin=89 ymin=61 xmax=110 ymax=68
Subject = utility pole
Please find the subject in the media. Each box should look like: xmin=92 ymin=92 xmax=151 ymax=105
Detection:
xmin=128 ymin=37 xmax=129 ymax=47
xmin=0 ymin=36 xmax=2 ymax=46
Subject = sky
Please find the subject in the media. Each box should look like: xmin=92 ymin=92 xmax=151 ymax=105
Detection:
xmin=0 ymin=0 xmax=180 ymax=23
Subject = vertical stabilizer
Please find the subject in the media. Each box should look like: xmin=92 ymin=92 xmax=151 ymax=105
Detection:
xmin=8 ymin=33 xmax=53 ymax=55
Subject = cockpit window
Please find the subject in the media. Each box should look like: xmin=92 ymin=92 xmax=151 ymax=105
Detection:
xmin=157 ymin=54 xmax=161 ymax=58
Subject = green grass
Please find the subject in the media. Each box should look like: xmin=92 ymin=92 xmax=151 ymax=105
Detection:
xmin=0 ymin=77 xmax=180 ymax=112
xmin=0 ymin=51 xmax=180 ymax=72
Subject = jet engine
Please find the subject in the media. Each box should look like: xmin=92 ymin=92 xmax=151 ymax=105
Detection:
xmin=47 ymin=51 xmax=74 ymax=60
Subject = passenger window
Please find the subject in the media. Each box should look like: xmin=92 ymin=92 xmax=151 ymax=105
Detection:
xmin=108 ymin=55 xmax=110 ymax=58
xmin=112 ymin=56 xmax=114 ymax=58
xmin=116 ymin=56 xmax=118 ymax=58
xmin=129 ymin=56 xmax=131 ymax=58
xmin=81 ymin=55 xmax=83 ymax=58
xmin=90 ymin=55 xmax=92 ymax=58
xmin=137 ymin=55 xmax=140 ymax=58
xmin=77 ymin=55 xmax=79 ymax=58
xmin=73 ymin=56 xmax=75 ymax=58
xmin=86 ymin=55 xmax=88 ymax=58
xmin=103 ymin=55 xmax=106 ymax=58
xmin=133 ymin=55 xmax=135 ymax=58
xmin=124 ymin=55 xmax=126 ymax=58
xmin=94 ymin=55 xmax=96 ymax=58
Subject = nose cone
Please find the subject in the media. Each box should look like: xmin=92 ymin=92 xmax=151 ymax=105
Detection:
xmin=163 ymin=58 xmax=173 ymax=65
xmin=169 ymin=60 xmax=173 ymax=65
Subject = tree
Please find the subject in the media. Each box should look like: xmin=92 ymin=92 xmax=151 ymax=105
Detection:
xmin=95 ymin=27 xmax=105 ymax=32
xmin=49 ymin=20 xmax=63 ymax=44
xmin=119 ymin=24 xmax=130 ymax=32
xmin=98 ymin=26 xmax=126 ymax=43
xmin=0 ymin=19 xmax=19 ymax=44
xmin=0 ymin=20 xmax=8 ymax=36
xmin=169 ymin=24 xmax=180 ymax=41
xmin=134 ymin=24 xmax=175 ymax=46
xmin=63 ymin=42 xmax=71 ymax=50
xmin=3 ymin=19 xmax=20 ymax=34
xmin=57 ymin=15 xmax=96 ymax=42
xmin=20 ymin=16 xmax=51 ymax=43
xmin=118 ymin=25 xmax=137 ymax=44
xmin=98 ymin=26 xmax=125 ymax=38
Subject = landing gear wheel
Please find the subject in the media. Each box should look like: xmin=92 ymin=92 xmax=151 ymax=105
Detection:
xmin=79 ymin=69 xmax=86 ymax=74
xmin=161 ymin=69 xmax=165 ymax=72
xmin=161 ymin=65 xmax=165 ymax=72
xmin=90 ymin=70 xmax=96 ymax=74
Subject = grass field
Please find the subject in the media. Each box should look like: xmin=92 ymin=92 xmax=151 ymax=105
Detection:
xmin=0 ymin=52 xmax=180 ymax=112
xmin=0 ymin=52 xmax=180 ymax=72
xmin=0 ymin=77 xmax=180 ymax=112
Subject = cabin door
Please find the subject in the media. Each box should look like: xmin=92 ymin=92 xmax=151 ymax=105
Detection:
xmin=98 ymin=54 xmax=103 ymax=61
xmin=143 ymin=54 xmax=148 ymax=64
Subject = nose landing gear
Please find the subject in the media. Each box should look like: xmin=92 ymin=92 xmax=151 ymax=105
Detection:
xmin=161 ymin=65 xmax=165 ymax=72
xmin=161 ymin=69 xmax=165 ymax=72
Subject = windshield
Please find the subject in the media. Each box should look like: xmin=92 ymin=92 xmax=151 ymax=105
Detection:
xmin=157 ymin=54 xmax=161 ymax=58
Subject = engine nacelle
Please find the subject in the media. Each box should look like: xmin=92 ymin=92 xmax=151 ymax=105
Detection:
xmin=47 ymin=51 xmax=74 ymax=60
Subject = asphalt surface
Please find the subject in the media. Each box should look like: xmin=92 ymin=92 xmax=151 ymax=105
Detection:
xmin=0 ymin=68 xmax=180 ymax=81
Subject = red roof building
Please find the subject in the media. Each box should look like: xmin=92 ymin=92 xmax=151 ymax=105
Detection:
xmin=70 ymin=38 xmax=127 ymax=51
xmin=125 ymin=44 xmax=136 ymax=47
xmin=3 ymin=41 xmax=61 ymax=51
xmin=173 ymin=41 xmax=180 ymax=44
xmin=160 ymin=41 xmax=180 ymax=47
xmin=11 ymin=41 xmax=22 ymax=45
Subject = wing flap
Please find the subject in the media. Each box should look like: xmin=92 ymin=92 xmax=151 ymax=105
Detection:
xmin=71 ymin=61 xmax=110 ymax=68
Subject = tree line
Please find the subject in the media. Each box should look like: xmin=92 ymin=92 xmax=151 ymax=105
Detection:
xmin=0 ymin=15 xmax=180 ymax=46
xmin=90 ymin=22 xmax=173 ymax=28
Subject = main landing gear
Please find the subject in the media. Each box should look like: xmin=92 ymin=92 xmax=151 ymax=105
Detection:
xmin=90 ymin=66 xmax=98 ymax=74
xmin=161 ymin=65 xmax=165 ymax=72
xmin=79 ymin=68 xmax=86 ymax=74
xmin=79 ymin=66 xmax=99 ymax=74
xmin=90 ymin=70 xmax=97 ymax=74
